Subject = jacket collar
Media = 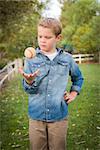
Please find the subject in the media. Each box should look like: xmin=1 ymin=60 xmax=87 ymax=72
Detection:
xmin=36 ymin=47 xmax=63 ymax=55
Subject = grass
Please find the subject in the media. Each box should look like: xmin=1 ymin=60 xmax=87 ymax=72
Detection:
xmin=67 ymin=64 xmax=100 ymax=150
xmin=0 ymin=64 xmax=100 ymax=150
xmin=0 ymin=75 xmax=29 ymax=150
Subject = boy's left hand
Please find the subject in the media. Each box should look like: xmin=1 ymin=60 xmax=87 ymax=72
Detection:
xmin=64 ymin=91 xmax=78 ymax=104
xmin=18 ymin=67 xmax=40 ymax=84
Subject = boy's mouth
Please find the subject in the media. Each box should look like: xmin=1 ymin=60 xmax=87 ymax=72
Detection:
xmin=40 ymin=44 xmax=46 ymax=47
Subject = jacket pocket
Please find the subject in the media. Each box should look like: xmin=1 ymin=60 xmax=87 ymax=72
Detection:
xmin=32 ymin=62 xmax=46 ymax=75
xmin=57 ymin=60 xmax=69 ymax=75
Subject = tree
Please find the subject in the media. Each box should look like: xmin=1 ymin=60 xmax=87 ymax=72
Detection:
xmin=61 ymin=0 xmax=100 ymax=53
xmin=72 ymin=24 xmax=92 ymax=53
xmin=89 ymin=15 xmax=100 ymax=52
xmin=0 ymin=0 xmax=43 ymax=67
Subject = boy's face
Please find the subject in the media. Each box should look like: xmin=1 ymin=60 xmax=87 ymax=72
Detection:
xmin=38 ymin=26 xmax=61 ymax=53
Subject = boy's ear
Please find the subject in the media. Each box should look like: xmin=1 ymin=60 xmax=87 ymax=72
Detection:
xmin=56 ymin=34 xmax=62 ymax=42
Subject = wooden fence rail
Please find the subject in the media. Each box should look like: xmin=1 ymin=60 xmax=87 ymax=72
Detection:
xmin=0 ymin=54 xmax=95 ymax=90
xmin=0 ymin=59 xmax=23 ymax=90
xmin=72 ymin=54 xmax=94 ymax=64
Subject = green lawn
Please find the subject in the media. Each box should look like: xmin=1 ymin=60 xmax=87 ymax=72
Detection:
xmin=0 ymin=64 xmax=100 ymax=150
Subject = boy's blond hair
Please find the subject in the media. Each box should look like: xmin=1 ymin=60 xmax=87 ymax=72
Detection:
xmin=38 ymin=18 xmax=62 ymax=36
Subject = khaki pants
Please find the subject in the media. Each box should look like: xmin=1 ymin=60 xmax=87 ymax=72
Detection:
xmin=29 ymin=118 xmax=68 ymax=150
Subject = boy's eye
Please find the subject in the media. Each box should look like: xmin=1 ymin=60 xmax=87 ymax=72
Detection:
xmin=38 ymin=36 xmax=52 ymax=39
xmin=39 ymin=36 xmax=42 ymax=38
xmin=45 ymin=36 xmax=52 ymax=39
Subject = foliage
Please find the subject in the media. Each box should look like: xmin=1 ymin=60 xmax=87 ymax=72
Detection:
xmin=0 ymin=64 xmax=100 ymax=149
xmin=0 ymin=0 xmax=100 ymax=66
xmin=89 ymin=15 xmax=100 ymax=52
xmin=72 ymin=24 xmax=92 ymax=53
xmin=61 ymin=0 xmax=100 ymax=53
xmin=0 ymin=0 xmax=43 ymax=66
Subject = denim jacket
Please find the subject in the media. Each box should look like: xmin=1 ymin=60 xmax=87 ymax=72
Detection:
xmin=22 ymin=48 xmax=84 ymax=122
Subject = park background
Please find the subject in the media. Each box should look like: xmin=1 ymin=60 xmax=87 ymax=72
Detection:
xmin=0 ymin=0 xmax=100 ymax=150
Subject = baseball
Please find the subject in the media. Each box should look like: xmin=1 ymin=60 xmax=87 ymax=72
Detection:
xmin=24 ymin=47 xmax=36 ymax=58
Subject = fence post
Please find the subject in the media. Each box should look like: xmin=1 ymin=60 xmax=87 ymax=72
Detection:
xmin=19 ymin=58 xmax=23 ymax=68
xmin=15 ymin=59 xmax=23 ymax=73
xmin=79 ymin=54 xmax=81 ymax=64
xmin=15 ymin=59 xmax=18 ymax=73
xmin=7 ymin=62 xmax=12 ymax=80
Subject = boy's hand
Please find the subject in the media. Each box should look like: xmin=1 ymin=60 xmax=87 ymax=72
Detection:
xmin=18 ymin=68 xmax=40 ymax=84
xmin=64 ymin=91 xmax=78 ymax=104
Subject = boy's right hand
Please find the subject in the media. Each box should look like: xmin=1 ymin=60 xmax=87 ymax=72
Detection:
xmin=18 ymin=68 xmax=40 ymax=85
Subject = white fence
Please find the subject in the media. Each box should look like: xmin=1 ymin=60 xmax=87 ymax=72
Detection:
xmin=72 ymin=54 xmax=94 ymax=64
xmin=0 ymin=59 xmax=23 ymax=90
xmin=0 ymin=54 xmax=95 ymax=90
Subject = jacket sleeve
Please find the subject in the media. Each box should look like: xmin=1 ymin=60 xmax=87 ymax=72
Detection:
xmin=69 ymin=56 xmax=84 ymax=94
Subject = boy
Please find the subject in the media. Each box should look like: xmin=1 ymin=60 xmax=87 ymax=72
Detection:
xmin=20 ymin=18 xmax=84 ymax=150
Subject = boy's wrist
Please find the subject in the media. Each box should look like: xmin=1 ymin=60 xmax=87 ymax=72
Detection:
xmin=70 ymin=91 xmax=78 ymax=97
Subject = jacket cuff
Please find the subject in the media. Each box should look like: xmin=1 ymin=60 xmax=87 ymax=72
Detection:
xmin=70 ymin=85 xmax=81 ymax=94
xmin=23 ymin=79 xmax=37 ymax=88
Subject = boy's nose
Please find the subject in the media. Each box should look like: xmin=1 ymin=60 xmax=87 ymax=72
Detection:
xmin=40 ymin=38 xmax=46 ymax=43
